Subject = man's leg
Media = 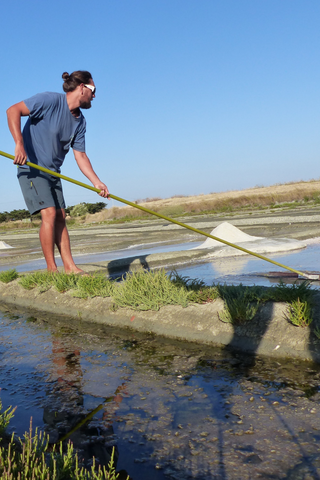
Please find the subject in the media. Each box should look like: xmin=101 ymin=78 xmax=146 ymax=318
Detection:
xmin=20 ymin=172 xmax=84 ymax=274
xmin=54 ymin=209 xmax=84 ymax=274
xmin=39 ymin=207 xmax=59 ymax=272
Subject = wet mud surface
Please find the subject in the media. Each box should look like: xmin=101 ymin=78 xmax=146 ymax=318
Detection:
xmin=1 ymin=307 xmax=320 ymax=479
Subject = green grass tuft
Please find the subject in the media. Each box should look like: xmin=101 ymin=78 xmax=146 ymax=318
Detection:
xmin=286 ymin=298 xmax=314 ymax=328
xmin=0 ymin=269 xmax=19 ymax=284
xmin=169 ymin=270 xmax=218 ymax=303
xmin=0 ymin=414 xmax=124 ymax=479
xmin=72 ymin=274 xmax=114 ymax=299
xmin=15 ymin=269 xmax=317 ymax=326
xmin=0 ymin=397 xmax=126 ymax=479
xmin=50 ymin=273 xmax=78 ymax=293
xmin=217 ymin=284 xmax=260 ymax=325
xmin=0 ymin=399 xmax=16 ymax=436
xmin=267 ymin=280 xmax=313 ymax=303
xmin=112 ymin=269 xmax=190 ymax=311
xmin=18 ymin=272 xmax=54 ymax=292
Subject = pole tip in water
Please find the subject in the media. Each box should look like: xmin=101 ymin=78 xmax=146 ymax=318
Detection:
xmin=299 ymin=274 xmax=320 ymax=281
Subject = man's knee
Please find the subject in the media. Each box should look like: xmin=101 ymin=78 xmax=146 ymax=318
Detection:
xmin=41 ymin=207 xmax=57 ymax=224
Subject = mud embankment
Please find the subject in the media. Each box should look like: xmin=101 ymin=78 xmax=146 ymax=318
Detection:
xmin=1 ymin=278 xmax=320 ymax=363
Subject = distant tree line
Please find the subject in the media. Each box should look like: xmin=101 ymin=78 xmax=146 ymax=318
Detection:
xmin=65 ymin=201 xmax=107 ymax=216
xmin=0 ymin=202 xmax=107 ymax=223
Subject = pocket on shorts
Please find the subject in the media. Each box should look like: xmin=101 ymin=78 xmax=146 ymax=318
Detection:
xmin=30 ymin=180 xmax=39 ymax=195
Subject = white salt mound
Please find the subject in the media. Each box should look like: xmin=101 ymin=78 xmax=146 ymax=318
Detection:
xmin=194 ymin=222 xmax=263 ymax=249
xmin=0 ymin=241 xmax=13 ymax=249
xmin=193 ymin=221 xmax=306 ymax=256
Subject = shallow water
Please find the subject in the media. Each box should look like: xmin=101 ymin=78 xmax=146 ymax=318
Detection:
xmin=3 ymin=240 xmax=320 ymax=288
xmin=1 ymin=307 xmax=320 ymax=479
xmin=176 ymin=243 xmax=320 ymax=287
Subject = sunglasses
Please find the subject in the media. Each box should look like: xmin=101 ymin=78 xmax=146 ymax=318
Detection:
xmin=84 ymin=84 xmax=96 ymax=95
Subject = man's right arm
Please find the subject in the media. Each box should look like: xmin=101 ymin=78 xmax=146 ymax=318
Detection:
xmin=6 ymin=101 xmax=30 ymax=165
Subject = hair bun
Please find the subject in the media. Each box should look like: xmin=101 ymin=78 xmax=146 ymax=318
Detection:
xmin=61 ymin=70 xmax=92 ymax=93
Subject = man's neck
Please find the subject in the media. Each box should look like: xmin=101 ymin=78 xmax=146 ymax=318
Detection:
xmin=66 ymin=92 xmax=80 ymax=117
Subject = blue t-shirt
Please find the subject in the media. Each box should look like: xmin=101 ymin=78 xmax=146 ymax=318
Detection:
xmin=23 ymin=92 xmax=86 ymax=172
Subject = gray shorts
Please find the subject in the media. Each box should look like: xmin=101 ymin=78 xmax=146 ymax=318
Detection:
xmin=17 ymin=167 xmax=66 ymax=215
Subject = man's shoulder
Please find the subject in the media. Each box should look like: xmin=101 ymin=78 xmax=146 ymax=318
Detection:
xmin=24 ymin=91 xmax=65 ymax=107
xmin=38 ymin=92 xmax=65 ymax=102
xmin=26 ymin=91 xmax=63 ymax=99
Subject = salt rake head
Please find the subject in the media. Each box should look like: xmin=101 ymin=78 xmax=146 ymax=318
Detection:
xmin=261 ymin=271 xmax=320 ymax=281
xmin=298 ymin=273 xmax=320 ymax=281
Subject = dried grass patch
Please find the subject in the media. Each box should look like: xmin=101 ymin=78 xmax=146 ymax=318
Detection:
xmin=83 ymin=181 xmax=320 ymax=223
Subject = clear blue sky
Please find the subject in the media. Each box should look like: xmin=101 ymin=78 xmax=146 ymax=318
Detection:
xmin=1 ymin=1 xmax=320 ymax=212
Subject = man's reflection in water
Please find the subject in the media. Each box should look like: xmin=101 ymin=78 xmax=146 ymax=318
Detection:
xmin=43 ymin=338 xmax=131 ymax=479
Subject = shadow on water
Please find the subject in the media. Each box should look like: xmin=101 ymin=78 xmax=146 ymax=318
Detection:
xmin=2 ymin=292 xmax=320 ymax=478
xmin=223 ymin=291 xmax=320 ymax=480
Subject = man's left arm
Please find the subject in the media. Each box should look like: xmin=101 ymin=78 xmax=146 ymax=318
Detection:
xmin=73 ymin=150 xmax=109 ymax=198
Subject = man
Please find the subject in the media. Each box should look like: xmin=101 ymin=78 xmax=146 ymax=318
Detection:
xmin=6 ymin=70 xmax=109 ymax=274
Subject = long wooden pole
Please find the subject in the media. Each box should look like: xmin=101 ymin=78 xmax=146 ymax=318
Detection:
xmin=0 ymin=149 xmax=312 ymax=279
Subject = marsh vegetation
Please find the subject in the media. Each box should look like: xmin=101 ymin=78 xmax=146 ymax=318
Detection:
xmin=0 ymin=399 xmax=123 ymax=480
xmin=0 ymin=269 xmax=315 ymax=328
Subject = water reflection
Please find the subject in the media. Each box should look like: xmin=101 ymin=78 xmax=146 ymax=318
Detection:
xmin=1 ymin=309 xmax=320 ymax=479
xmin=42 ymin=334 xmax=131 ymax=475
xmin=175 ymin=244 xmax=320 ymax=287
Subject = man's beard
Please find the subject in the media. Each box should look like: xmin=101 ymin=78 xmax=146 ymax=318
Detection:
xmin=80 ymin=100 xmax=92 ymax=109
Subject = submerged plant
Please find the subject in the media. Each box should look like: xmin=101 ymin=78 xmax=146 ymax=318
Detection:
xmin=0 ymin=269 xmax=19 ymax=284
xmin=314 ymin=326 xmax=320 ymax=339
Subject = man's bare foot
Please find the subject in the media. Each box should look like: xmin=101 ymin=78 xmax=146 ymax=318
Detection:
xmin=65 ymin=267 xmax=89 ymax=276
